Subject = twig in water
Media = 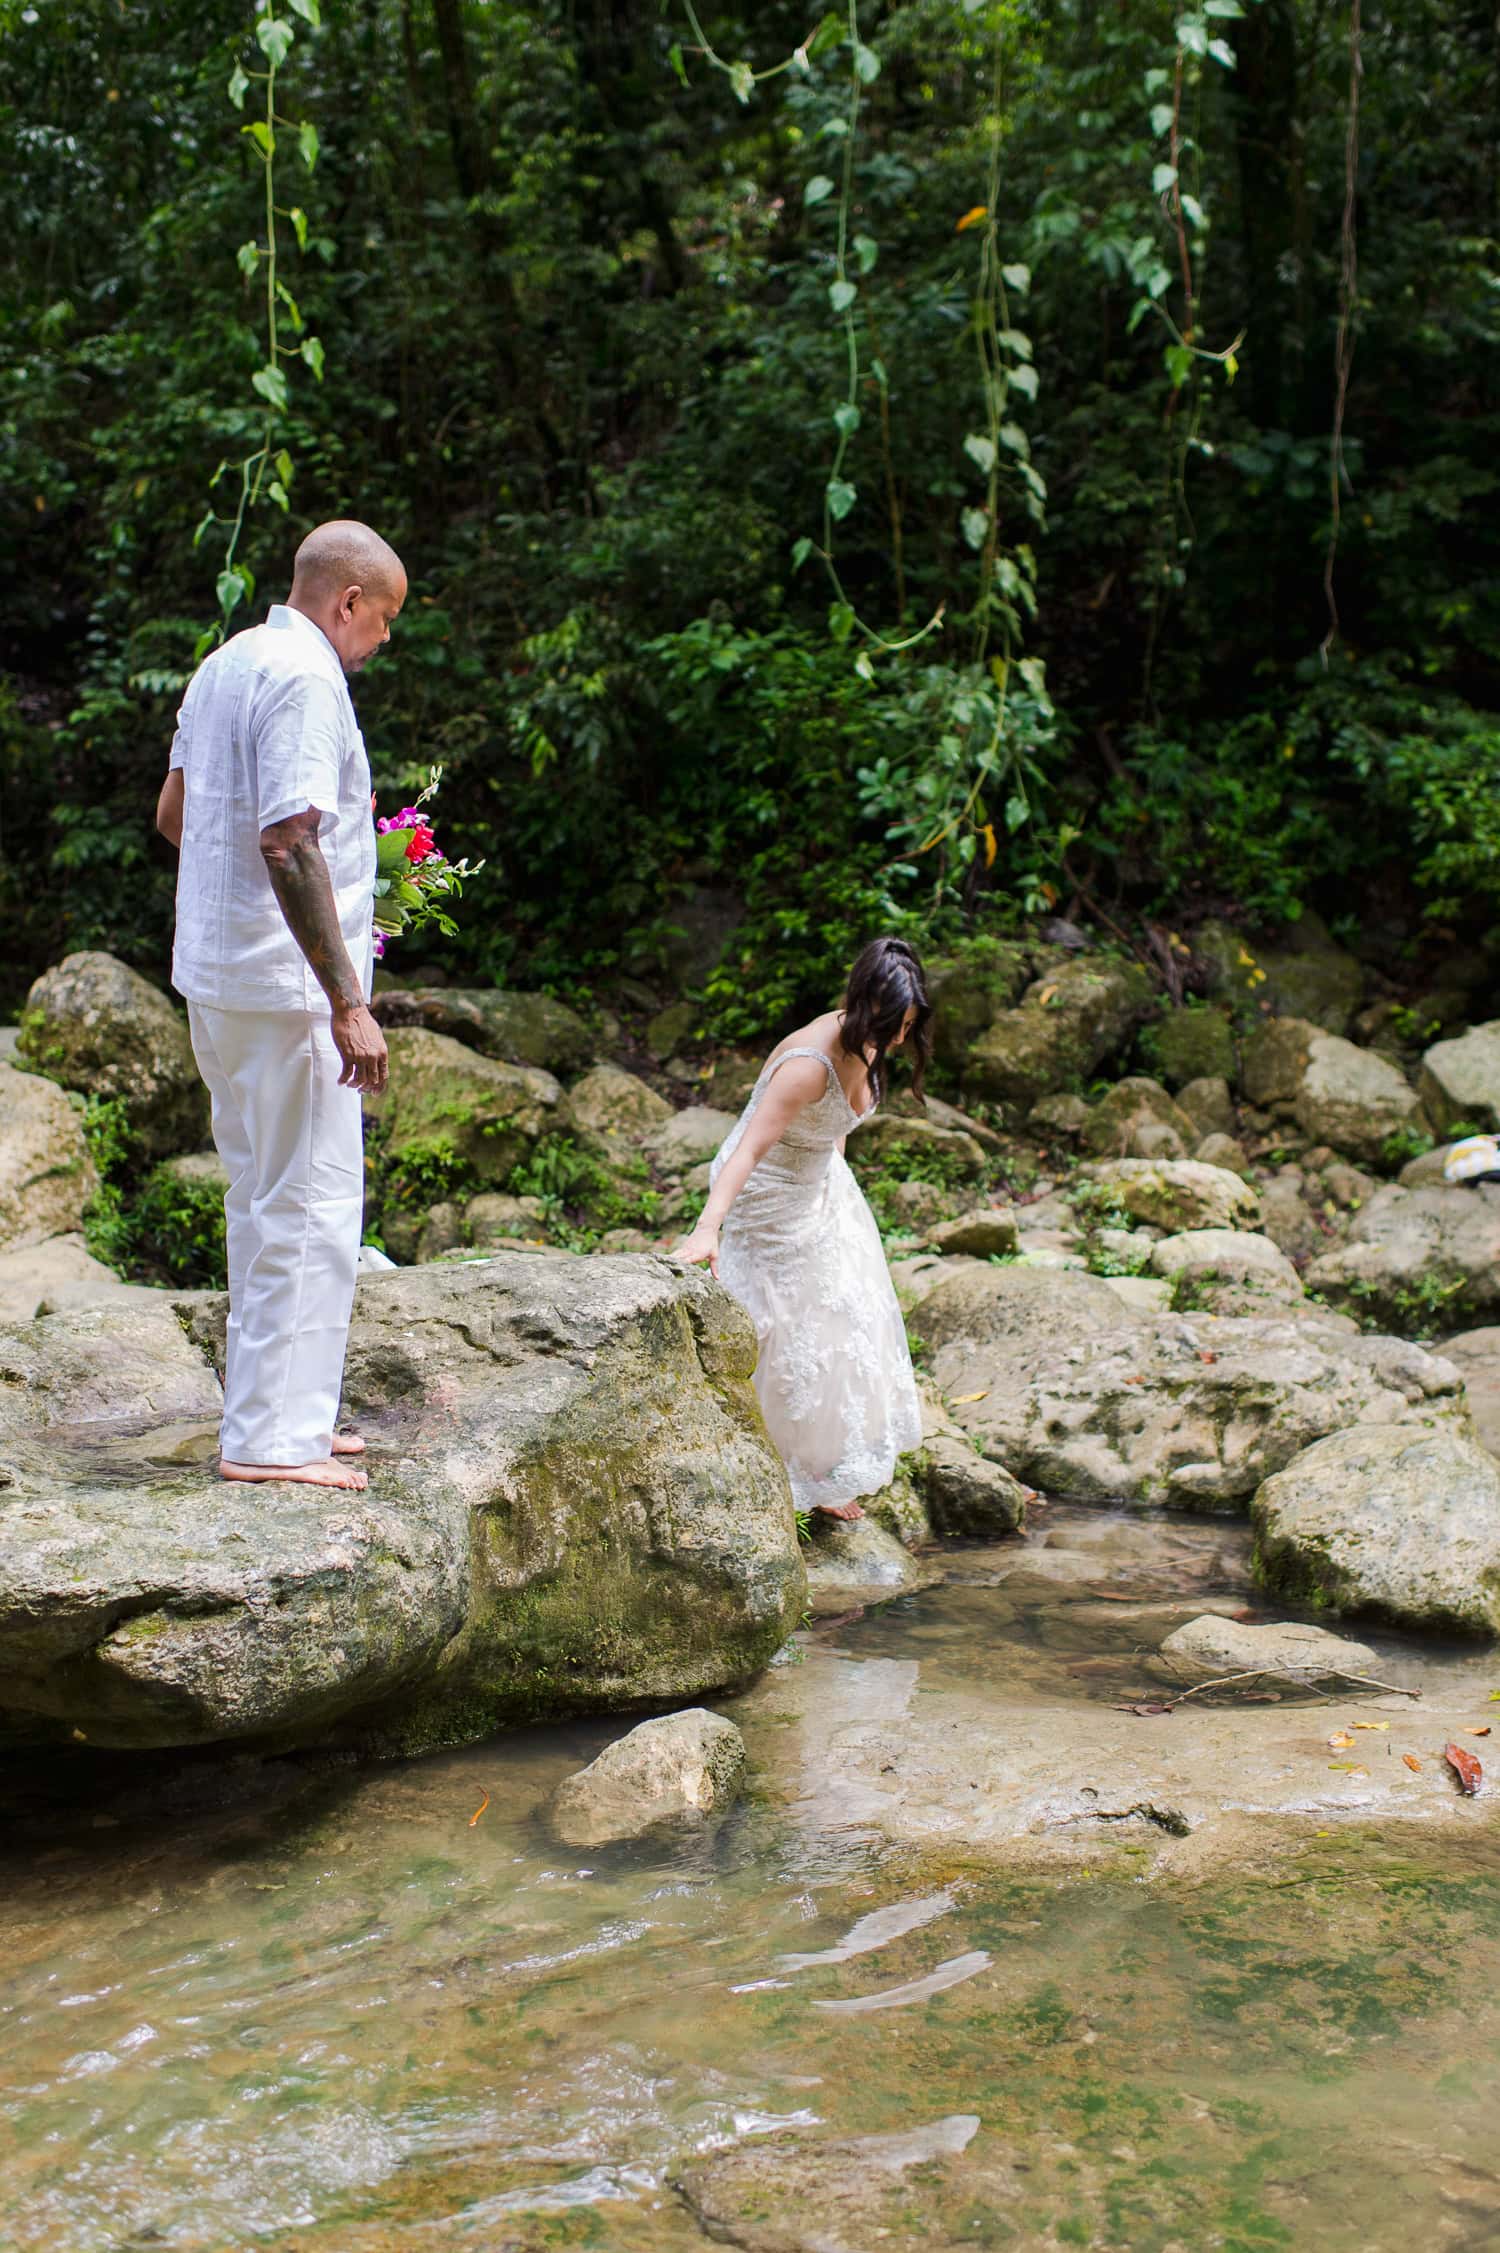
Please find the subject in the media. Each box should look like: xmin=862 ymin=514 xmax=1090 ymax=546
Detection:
xmin=1169 ymin=1666 xmax=1420 ymax=1703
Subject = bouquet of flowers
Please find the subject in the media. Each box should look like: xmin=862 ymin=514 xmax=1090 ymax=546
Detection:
xmin=372 ymin=766 xmax=483 ymax=958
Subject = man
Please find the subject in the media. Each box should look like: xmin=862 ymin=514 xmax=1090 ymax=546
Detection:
xmin=156 ymin=520 xmax=405 ymax=1492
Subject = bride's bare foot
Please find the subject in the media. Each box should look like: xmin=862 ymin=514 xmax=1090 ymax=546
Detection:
xmin=220 ymin=1458 xmax=369 ymax=1491
xmin=331 ymin=1432 xmax=366 ymax=1457
xmin=814 ymin=1499 xmax=865 ymax=1523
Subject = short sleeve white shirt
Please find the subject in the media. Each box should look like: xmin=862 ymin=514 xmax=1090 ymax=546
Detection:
xmin=169 ymin=604 xmax=376 ymax=1013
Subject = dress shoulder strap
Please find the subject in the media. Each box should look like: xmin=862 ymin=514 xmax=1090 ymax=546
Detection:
xmin=763 ymin=1044 xmax=839 ymax=1091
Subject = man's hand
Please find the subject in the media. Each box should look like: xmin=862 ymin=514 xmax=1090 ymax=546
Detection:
xmin=331 ymin=1001 xmax=388 ymax=1094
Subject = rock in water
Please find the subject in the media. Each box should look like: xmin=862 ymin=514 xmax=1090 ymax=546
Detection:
xmin=0 ymin=1255 xmax=802 ymax=1751
xmin=1252 ymin=1423 xmax=1500 ymax=1635
xmin=19 ymin=951 xmax=209 ymax=1161
xmin=550 ymin=1708 xmax=747 ymax=1845
xmin=0 ymin=1060 xmax=97 ymax=1252
xmin=802 ymin=1515 xmax=941 ymax=1610
xmin=1150 ymin=1614 xmax=1380 ymax=1687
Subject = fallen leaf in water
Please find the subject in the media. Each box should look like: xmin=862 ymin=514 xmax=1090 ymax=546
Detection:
xmin=1470 ymin=1726 xmax=1493 ymax=1737
xmin=1197 ymin=1351 xmax=1218 ymax=1365
xmin=1445 ymin=1743 xmax=1484 ymax=1795
xmin=949 ymin=1390 xmax=989 ymax=1404
xmin=1115 ymin=1701 xmax=1175 ymax=1716
xmin=1327 ymin=1731 xmax=1355 ymax=1749
xmin=1352 ymin=1721 xmax=1390 ymax=1731
xmin=468 ymin=1789 xmax=491 ymax=1828
xmin=1403 ymin=1754 xmax=1422 ymax=1772
xmin=1328 ymin=1762 xmax=1368 ymax=1774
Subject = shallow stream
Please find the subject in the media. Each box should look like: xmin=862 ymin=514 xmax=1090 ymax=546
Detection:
xmin=5 ymin=1508 xmax=1500 ymax=2251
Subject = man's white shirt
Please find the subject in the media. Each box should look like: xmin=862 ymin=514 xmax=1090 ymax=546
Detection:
xmin=169 ymin=604 xmax=376 ymax=1013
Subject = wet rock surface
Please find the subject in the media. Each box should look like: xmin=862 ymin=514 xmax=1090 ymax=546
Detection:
xmin=0 ymin=1256 xmax=802 ymax=1751
xmin=550 ymin=1707 xmax=747 ymax=1845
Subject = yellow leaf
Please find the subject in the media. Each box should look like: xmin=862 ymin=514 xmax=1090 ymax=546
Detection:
xmin=1328 ymin=1762 xmax=1368 ymax=1774
xmin=1352 ymin=1720 xmax=1389 ymax=1731
xmin=949 ymin=1390 xmax=989 ymax=1404
xmin=1036 ymin=984 xmax=1058 ymax=1006
xmin=1403 ymin=1754 xmax=1422 ymax=1772
xmin=956 ymin=205 xmax=988 ymax=233
xmin=1327 ymin=1731 xmax=1354 ymax=1749
xmin=981 ymin=822 xmax=997 ymax=869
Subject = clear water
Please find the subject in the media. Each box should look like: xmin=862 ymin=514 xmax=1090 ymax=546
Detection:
xmin=5 ymin=1509 xmax=1500 ymax=2251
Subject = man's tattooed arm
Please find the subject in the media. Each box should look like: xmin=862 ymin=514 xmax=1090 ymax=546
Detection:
xmin=259 ymin=808 xmax=389 ymax=1092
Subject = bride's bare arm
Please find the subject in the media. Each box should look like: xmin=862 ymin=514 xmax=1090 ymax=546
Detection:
xmin=669 ymin=1057 xmax=828 ymax=1277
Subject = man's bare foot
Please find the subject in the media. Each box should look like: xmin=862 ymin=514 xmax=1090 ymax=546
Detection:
xmin=813 ymin=1499 xmax=865 ymax=1523
xmin=331 ymin=1432 xmax=366 ymax=1457
xmin=220 ymin=1458 xmax=368 ymax=1490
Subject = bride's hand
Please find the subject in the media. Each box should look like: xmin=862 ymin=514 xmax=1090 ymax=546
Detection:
xmin=669 ymin=1222 xmax=720 ymax=1278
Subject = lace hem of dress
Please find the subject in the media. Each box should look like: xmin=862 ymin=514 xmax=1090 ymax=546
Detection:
xmin=785 ymin=1403 xmax=923 ymax=1515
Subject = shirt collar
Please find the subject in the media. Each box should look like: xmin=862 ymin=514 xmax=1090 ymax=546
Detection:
xmin=266 ymin=602 xmax=346 ymax=679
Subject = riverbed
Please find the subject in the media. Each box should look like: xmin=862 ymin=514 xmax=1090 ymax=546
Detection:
xmin=5 ymin=1507 xmax=1500 ymax=2250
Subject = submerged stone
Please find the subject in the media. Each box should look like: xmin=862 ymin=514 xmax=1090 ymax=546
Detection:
xmin=550 ymin=1707 xmax=747 ymax=1845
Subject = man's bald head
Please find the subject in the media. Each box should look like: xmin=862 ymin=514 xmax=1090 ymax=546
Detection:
xmin=288 ymin=519 xmax=407 ymax=675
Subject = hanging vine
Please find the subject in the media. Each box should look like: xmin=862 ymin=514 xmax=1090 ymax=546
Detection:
xmin=1319 ymin=0 xmax=1362 ymax=662
xmin=192 ymin=0 xmax=327 ymax=658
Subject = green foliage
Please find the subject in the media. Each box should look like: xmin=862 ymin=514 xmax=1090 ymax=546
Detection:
xmin=505 ymin=1135 xmax=662 ymax=1249
xmin=78 ymin=1097 xmax=227 ymax=1287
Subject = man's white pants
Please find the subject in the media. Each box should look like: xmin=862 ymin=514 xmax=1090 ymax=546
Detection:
xmin=187 ymin=1004 xmax=364 ymax=1465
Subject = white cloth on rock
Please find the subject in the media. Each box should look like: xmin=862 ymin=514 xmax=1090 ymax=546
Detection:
xmin=712 ymin=1046 xmax=921 ymax=1514
xmin=188 ymin=1003 xmax=365 ymax=1465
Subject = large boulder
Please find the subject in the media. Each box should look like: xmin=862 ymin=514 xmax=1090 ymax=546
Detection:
xmin=851 ymin=1112 xmax=988 ymax=1181
xmin=1252 ymin=1423 xmax=1500 ymax=1634
xmin=643 ymin=1106 xmax=735 ymax=1176
xmin=0 ymin=1059 xmax=97 ymax=1252
xmin=364 ymin=1028 xmax=562 ymax=1187
xmin=1080 ymin=1077 xmax=1197 ymax=1161
xmin=1304 ymin=1182 xmax=1500 ymax=1331
xmin=18 ymin=951 xmax=208 ymax=1161
xmin=1443 ymin=1327 xmax=1500 ymax=1458
xmin=1421 ymin=1021 xmax=1500 ymax=1136
xmin=1147 ymin=1006 xmax=1236 ymax=1089
xmin=1150 ymin=1228 xmax=1303 ymax=1299
xmin=563 ymin=1062 xmax=673 ymax=1147
xmin=964 ymin=957 xmax=1152 ymax=1103
xmin=1082 ymin=1158 xmax=1260 ymax=1233
xmin=926 ymin=938 xmax=1037 ymax=1073
xmin=909 ymin=1263 xmax=1463 ymax=1510
xmin=369 ymin=986 xmax=594 ymax=1077
xmin=1240 ymin=1016 xmax=1320 ymax=1111
xmin=802 ymin=1514 xmax=940 ymax=1610
xmin=0 ymin=1255 xmax=802 ymax=1750
xmin=1292 ymin=1035 xmax=1423 ymax=1165
xmin=1199 ymin=915 xmax=1362 ymax=1033
xmin=549 ymin=1708 xmax=747 ymax=1845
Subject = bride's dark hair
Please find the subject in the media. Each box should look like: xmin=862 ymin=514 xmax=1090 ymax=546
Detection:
xmin=840 ymin=936 xmax=932 ymax=1106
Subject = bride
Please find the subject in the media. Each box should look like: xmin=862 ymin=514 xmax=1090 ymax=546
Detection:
xmin=671 ymin=936 xmax=931 ymax=1522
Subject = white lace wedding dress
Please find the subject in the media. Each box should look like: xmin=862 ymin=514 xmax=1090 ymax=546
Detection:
xmin=711 ymin=1045 xmax=922 ymax=1514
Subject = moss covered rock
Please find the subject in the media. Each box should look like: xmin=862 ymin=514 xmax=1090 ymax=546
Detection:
xmin=926 ymin=937 xmax=1038 ymax=1074
xmin=1080 ymin=1077 xmax=1198 ymax=1160
xmin=563 ymin=1062 xmax=673 ymax=1147
xmin=1199 ymin=914 xmax=1363 ymax=1034
xmin=370 ymin=986 xmax=595 ymax=1076
xmin=1146 ymin=1006 xmax=1236 ymax=1089
xmin=19 ymin=951 xmax=208 ymax=1161
xmin=0 ymin=1255 xmax=802 ymax=1751
xmin=964 ymin=956 xmax=1153 ymax=1103
xmin=1083 ymin=1158 xmax=1261 ymax=1233
xmin=365 ymin=1027 xmax=562 ymax=1187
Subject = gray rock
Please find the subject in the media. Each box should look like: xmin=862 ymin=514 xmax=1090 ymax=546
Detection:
xmin=1253 ymin=1423 xmax=1500 ymax=1634
xmin=19 ymin=951 xmax=208 ymax=1160
xmin=802 ymin=1515 xmax=941 ymax=1610
xmin=1151 ymin=1228 xmax=1303 ymax=1297
xmin=562 ymin=1062 xmax=673 ymax=1146
xmin=926 ymin=938 xmax=1036 ymax=1073
xmin=1320 ymin=1158 xmax=1377 ymax=1209
xmin=1304 ymin=1182 xmax=1500 ymax=1331
xmin=879 ymin=1178 xmax=957 ymax=1233
xmin=0 ymin=1256 xmax=802 ymax=1750
xmin=156 ymin=1149 xmax=229 ymax=1192
xmin=851 ymin=1111 xmax=989 ymax=1180
xmin=927 ymin=1207 xmax=1017 ymax=1257
xmin=1399 ymin=1146 xmax=1454 ymax=1187
xmin=1421 ymin=1020 xmax=1500 ymax=1136
xmin=549 ymin=1708 xmax=746 ymax=1845
xmin=674 ymin=2116 xmax=983 ymax=2253
xmin=365 ymin=1029 xmax=562 ymax=1186
xmin=466 ymin=1191 xmax=548 ymax=1241
xmin=1150 ymin=1613 xmax=1379 ymax=1687
xmin=901 ymin=1382 xmax=1027 ymax=1538
xmin=0 ymin=1060 xmax=96 ymax=1253
xmin=1193 ymin=1131 xmax=1253 ymax=1177
xmin=1240 ymin=1015 xmax=1320 ymax=1110
xmin=644 ymin=999 xmax=698 ymax=1062
xmin=1293 ymin=1034 xmax=1423 ymax=1164
xmin=1028 ymin=1092 xmax=1092 ymax=1137
xmin=915 ymin=1260 xmax=1463 ymax=1508
xmin=1257 ymin=1171 xmax=1331 ymax=1266
xmin=643 ymin=1105 xmax=734 ymax=1176
xmin=964 ymin=956 xmax=1152 ymax=1103
xmin=1443 ymin=1327 xmax=1500 ymax=1458
xmin=1099 ymin=1274 xmax=1174 ymax=1313
xmin=1200 ymin=915 xmax=1363 ymax=1033
xmin=1080 ymin=1077 xmax=1197 ymax=1161
xmin=369 ymin=986 xmax=594 ymax=1076
xmin=1178 ymin=1076 xmax=1236 ymax=1138
xmin=0 ymin=1234 xmax=125 ymax=1326
xmin=1084 ymin=1158 xmax=1261 ymax=1233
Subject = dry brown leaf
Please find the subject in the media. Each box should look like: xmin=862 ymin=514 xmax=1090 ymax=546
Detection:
xmin=1197 ymin=1351 xmax=1218 ymax=1365
xmin=1445 ymin=1742 xmax=1484 ymax=1795
xmin=1469 ymin=1726 xmax=1493 ymax=1737
xmin=1403 ymin=1754 xmax=1422 ymax=1772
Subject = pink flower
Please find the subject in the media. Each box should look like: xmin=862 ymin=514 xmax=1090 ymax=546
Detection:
xmin=372 ymin=931 xmax=386 ymax=958
xmin=405 ymin=824 xmax=436 ymax=864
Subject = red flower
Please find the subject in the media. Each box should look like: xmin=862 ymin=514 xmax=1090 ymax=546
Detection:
xmin=405 ymin=824 xmax=436 ymax=864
